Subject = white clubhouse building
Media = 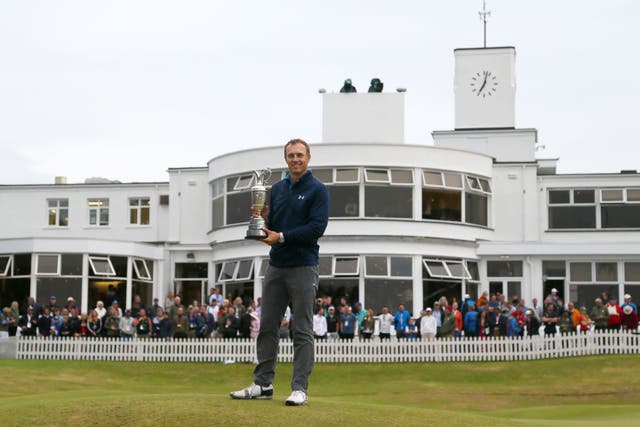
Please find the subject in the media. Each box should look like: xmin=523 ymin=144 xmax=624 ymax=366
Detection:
xmin=2 ymin=46 xmax=640 ymax=316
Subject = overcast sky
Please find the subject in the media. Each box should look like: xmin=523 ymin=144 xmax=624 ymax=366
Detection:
xmin=1 ymin=1 xmax=638 ymax=184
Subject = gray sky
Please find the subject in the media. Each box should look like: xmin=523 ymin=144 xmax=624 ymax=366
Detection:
xmin=1 ymin=1 xmax=638 ymax=184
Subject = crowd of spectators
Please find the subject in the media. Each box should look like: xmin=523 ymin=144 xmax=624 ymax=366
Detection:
xmin=2 ymin=288 xmax=638 ymax=341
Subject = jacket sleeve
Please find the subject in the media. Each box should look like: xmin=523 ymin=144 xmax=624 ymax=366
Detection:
xmin=284 ymin=184 xmax=329 ymax=244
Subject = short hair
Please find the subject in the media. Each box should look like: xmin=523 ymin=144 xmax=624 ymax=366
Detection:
xmin=284 ymin=138 xmax=310 ymax=156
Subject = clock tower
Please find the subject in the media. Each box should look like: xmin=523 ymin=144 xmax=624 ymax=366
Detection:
xmin=454 ymin=46 xmax=516 ymax=129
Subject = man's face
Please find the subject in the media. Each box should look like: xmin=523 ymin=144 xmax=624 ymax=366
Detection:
xmin=285 ymin=142 xmax=310 ymax=179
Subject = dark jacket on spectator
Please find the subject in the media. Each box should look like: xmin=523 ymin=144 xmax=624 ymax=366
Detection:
xmin=37 ymin=315 xmax=52 ymax=337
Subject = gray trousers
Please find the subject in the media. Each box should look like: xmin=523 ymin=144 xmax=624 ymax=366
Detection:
xmin=254 ymin=265 xmax=318 ymax=393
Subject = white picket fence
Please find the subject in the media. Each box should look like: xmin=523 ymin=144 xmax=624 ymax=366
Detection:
xmin=14 ymin=330 xmax=640 ymax=363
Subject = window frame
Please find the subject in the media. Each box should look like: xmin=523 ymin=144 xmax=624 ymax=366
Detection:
xmin=47 ymin=198 xmax=69 ymax=227
xmin=333 ymin=256 xmax=360 ymax=276
xmin=87 ymin=198 xmax=110 ymax=227
xmin=88 ymin=255 xmax=116 ymax=276
xmin=129 ymin=197 xmax=151 ymax=225
xmin=36 ymin=254 xmax=62 ymax=276
xmin=0 ymin=255 xmax=12 ymax=276
xmin=132 ymin=258 xmax=152 ymax=281
xmin=423 ymin=259 xmax=471 ymax=280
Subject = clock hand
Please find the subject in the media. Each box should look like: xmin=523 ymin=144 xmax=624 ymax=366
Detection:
xmin=478 ymin=78 xmax=487 ymax=95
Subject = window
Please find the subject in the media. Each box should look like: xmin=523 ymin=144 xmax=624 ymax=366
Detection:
xmin=233 ymin=174 xmax=254 ymax=190
xmin=319 ymin=256 xmax=332 ymax=276
xmin=133 ymin=258 xmax=151 ymax=280
xmin=36 ymin=254 xmax=61 ymax=275
xmin=257 ymin=259 xmax=269 ymax=278
xmin=88 ymin=198 xmax=109 ymax=226
xmin=625 ymin=262 xmax=640 ymax=282
xmin=48 ymin=199 xmax=69 ymax=226
xmin=334 ymin=257 xmax=360 ymax=276
xmin=327 ymin=168 xmax=360 ymax=218
xmin=465 ymin=193 xmax=488 ymax=226
xmin=364 ymin=256 xmax=412 ymax=277
xmin=543 ymin=261 xmax=566 ymax=278
xmin=365 ymin=168 xmax=413 ymax=219
xmin=487 ymin=261 xmax=523 ymax=277
xmin=0 ymin=255 xmax=12 ymax=276
xmin=423 ymin=259 xmax=471 ymax=279
xmin=88 ymin=256 xmax=116 ymax=276
xmin=422 ymin=170 xmax=490 ymax=225
xmin=548 ymin=189 xmax=596 ymax=229
xmin=217 ymin=259 xmax=254 ymax=282
xmin=570 ymin=262 xmax=591 ymax=282
xmin=129 ymin=197 xmax=150 ymax=225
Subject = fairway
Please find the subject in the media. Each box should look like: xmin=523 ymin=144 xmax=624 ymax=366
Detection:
xmin=1 ymin=356 xmax=639 ymax=427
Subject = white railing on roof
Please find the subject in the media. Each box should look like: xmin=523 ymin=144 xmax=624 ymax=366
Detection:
xmin=14 ymin=330 xmax=640 ymax=363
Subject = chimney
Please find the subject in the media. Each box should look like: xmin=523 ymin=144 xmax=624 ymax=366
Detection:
xmin=54 ymin=176 xmax=67 ymax=185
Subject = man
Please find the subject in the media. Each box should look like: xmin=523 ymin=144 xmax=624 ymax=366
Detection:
xmin=420 ymin=308 xmax=437 ymax=340
xmin=590 ymin=298 xmax=608 ymax=330
xmin=394 ymin=304 xmax=411 ymax=339
xmin=338 ymin=306 xmax=356 ymax=340
xmin=19 ymin=306 xmax=37 ymax=336
xmin=119 ymin=309 xmax=135 ymax=338
xmin=378 ymin=306 xmax=393 ymax=340
xmin=230 ymin=138 xmax=329 ymax=407
xmin=621 ymin=294 xmax=638 ymax=314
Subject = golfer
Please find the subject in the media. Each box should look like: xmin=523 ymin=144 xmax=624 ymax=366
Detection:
xmin=230 ymin=138 xmax=329 ymax=406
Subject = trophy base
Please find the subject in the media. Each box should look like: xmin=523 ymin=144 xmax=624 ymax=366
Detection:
xmin=245 ymin=230 xmax=267 ymax=240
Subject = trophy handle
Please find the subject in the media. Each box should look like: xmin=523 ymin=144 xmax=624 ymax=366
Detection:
xmin=253 ymin=168 xmax=272 ymax=186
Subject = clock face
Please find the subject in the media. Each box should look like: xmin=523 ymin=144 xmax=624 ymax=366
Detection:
xmin=470 ymin=70 xmax=498 ymax=98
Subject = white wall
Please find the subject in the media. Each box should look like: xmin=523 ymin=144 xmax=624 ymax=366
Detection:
xmin=168 ymin=168 xmax=209 ymax=244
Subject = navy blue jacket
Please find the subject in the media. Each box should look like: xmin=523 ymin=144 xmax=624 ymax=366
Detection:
xmin=267 ymin=171 xmax=329 ymax=268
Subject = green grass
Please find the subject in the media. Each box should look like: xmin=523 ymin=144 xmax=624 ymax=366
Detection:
xmin=1 ymin=356 xmax=640 ymax=426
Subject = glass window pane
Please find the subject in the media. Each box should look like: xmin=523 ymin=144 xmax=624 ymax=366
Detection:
xmin=258 ymin=259 xmax=268 ymax=277
xmin=569 ymin=284 xmax=618 ymax=312
xmin=59 ymin=199 xmax=68 ymax=207
xmin=312 ymin=169 xmax=333 ymax=184
xmin=265 ymin=170 xmax=282 ymax=186
xmin=507 ymin=281 xmax=522 ymax=300
xmin=625 ymin=262 xmax=640 ymax=282
xmin=479 ymin=178 xmax=491 ymax=193
xmin=489 ymin=281 xmax=503 ymax=296
xmin=174 ymin=263 xmax=208 ymax=279
xmin=59 ymin=209 xmax=69 ymax=226
xmin=226 ymin=192 xmax=251 ymax=225
xmin=366 ymin=279 xmax=413 ymax=314
xmin=466 ymin=176 xmax=482 ymax=191
xmin=423 ymin=280 xmax=460 ymax=310
xmin=365 ymin=187 xmax=412 ymax=218
xmin=424 ymin=261 xmax=449 ymax=277
xmin=335 ymin=168 xmax=359 ymax=182
xmin=487 ymin=261 xmax=523 ymax=277
xmin=319 ymin=256 xmax=332 ymax=276
xmin=0 ymin=256 xmax=11 ymax=276
xmin=328 ymin=186 xmax=359 ymax=217
xmin=601 ymin=189 xmax=623 ymax=202
xmin=595 ymin=262 xmax=617 ymax=282
xmin=318 ymin=278 xmax=359 ymax=307
xmin=130 ymin=209 xmax=138 ymax=224
xmin=12 ymin=254 xmax=31 ymax=276
xmin=133 ymin=281 xmax=153 ymax=310
xmin=390 ymin=257 xmax=412 ymax=277
xmin=212 ymin=198 xmax=224 ymax=229
xmin=99 ymin=209 xmax=109 ymax=226
xmin=570 ymin=262 xmax=592 ymax=282
xmin=335 ymin=257 xmax=359 ymax=275
xmin=465 ymin=193 xmax=488 ymax=226
xmin=219 ymin=262 xmax=237 ymax=281
xmin=627 ymin=189 xmax=640 ymax=202
xmin=234 ymin=175 xmax=253 ymax=190
xmin=391 ymin=169 xmax=413 ymax=184
xmin=89 ymin=209 xmax=97 ymax=225
xmin=422 ymin=189 xmax=461 ymax=221
xmin=466 ymin=282 xmax=479 ymax=301
xmin=236 ymin=260 xmax=253 ymax=280
xmin=365 ymin=169 xmax=389 ymax=182
xmin=467 ymin=261 xmax=479 ymax=281
xmin=89 ymin=278 xmax=125 ymax=309
xmin=601 ymin=205 xmax=640 ymax=228
xmin=37 ymin=254 xmax=60 ymax=275
xmin=89 ymin=257 xmax=115 ymax=276
xmin=624 ymin=284 xmax=640 ymax=305
xmin=133 ymin=259 xmax=151 ymax=280
xmin=446 ymin=262 xmax=470 ymax=279
xmin=548 ymin=206 xmax=596 ymax=229
xmin=211 ymin=179 xmax=224 ymax=198
xmin=0 ymin=277 xmax=30 ymax=309
xmin=543 ymin=261 xmax=566 ymax=278
xmin=365 ymin=256 xmax=388 ymax=276
xmin=37 ymin=277 xmax=82 ymax=308
xmin=574 ymin=189 xmax=595 ymax=203
xmin=443 ymin=173 xmax=463 ymax=188
xmin=549 ymin=190 xmax=570 ymax=204
xmin=49 ymin=208 xmax=57 ymax=226
xmin=140 ymin=207 xmax=150 ymax=225
xmin=423 ymin=171 xmax=443 ymax=186
xmin=48 ymin=200 xmax=57 ymax=208
xmin=61 ymin=254 xmax=83 ymax=276
xmin=130 ymin=198 xmax=139 ymax=207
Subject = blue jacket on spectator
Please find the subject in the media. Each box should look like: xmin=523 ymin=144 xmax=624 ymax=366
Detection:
xmin=463 ymin=310 xmax=479 ymax=335
xmin=394 ymin=309 xmax=410 ymax=332
xmin=508 ymin=316 xmax=521 ymax=337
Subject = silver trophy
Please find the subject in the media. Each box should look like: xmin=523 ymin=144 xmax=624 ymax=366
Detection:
xmin=245 ymin=169 xmax=272 ymax=240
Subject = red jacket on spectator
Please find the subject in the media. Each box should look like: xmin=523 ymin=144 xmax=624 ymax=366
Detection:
xmin=606 ymin=303 xmax=622 ymax=326
xmin=621 ymin=308 xmax=639 ymax=330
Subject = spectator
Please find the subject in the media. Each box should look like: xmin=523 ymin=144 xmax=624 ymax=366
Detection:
xmin=590 ymin=298 xmax=608 ymax=331
xmin=169 ymin=296 xmax=183 ymax=319
xmin=0 ymin=308 xmax=11 ymax=338
xmin=19 ymin=306 xmax=37 ymax=336
xmin=24 ymin=297 xmax=39 ymax=317
xmin=135 ymin=309 xmax=152 ymax=338
xmin=131 ymin=295 xmax=145 ymax=318
xmin=394 ymin=304 xmax=410 ymax=339
xmin=37 ymin=306 xmax=52 ymax=337
xmin=546 ymin=288 xmax=560 ymax=308
xmin=621 ymin=305 xmax=639 ymax=331
xmin=255 ymin=297 xmax=263 ymax=318
xmin=312 ymin=307 xmax=327 ymax=340
xmin=558 ymin=310 xmax=573 ymax=334
xmin=486 ymin=305 xmax=499 ymax=337
xmin=566 ymin=302 xmax=580 ymax=329
xmin=606 ymin=298 xmax=622 ymax=330
xmin=621 ymin=294 xmax=638 ymax=314
xmin=420 ymin=308 xmax=437 ymax=340
xmin=360 ymin=309 xmax=375 ymax=340
xmin=531 ymin=298 xmax=543 ymax=321
xmin=439 ymin=307 xmax=456 ymax=338
xmin=339 ymin=306 xmax=356 ymax=340
xmin=209 ymin=287 xmax=222 ymax=305
xmin=577 ymin=307 xmax=592 ymax=333
xmin=232 ymin=297 xmax=245 ymax=319
xmin=104 ymin=307 xmax=121 ymax=338
xmin=164 ymin=292 xmax=174 ymax=313
xmin=59 ymin=315 xmax=73 ymax=338
xmin=51 ymin=308 xmax=63 ymax=337
xmin=148 ymin=298 xmax=163 ymax=319
xmin=111 ymin=300 xmax=123 ymax=317
xmin=524 ymin=309 xmax=540 ymax=336
xmin=405 ymin=318 xmax=418 ymax=340
xmin=249 ymin=308 xmax=260 ymax=339
xmin=326 ymin=306 xmax=339 ymax=340
xmin=477 ymin=291 xmax=489 ymax=308
xmin=432 ymin=302 xmax=442 ymax=328
xmin=65 ymin=297 xmax=77 ymax=313
xmin=463 ymin=303 xmax=479 ymax=337
xmin=46 ymin=296 xmax=59 ymax=312
xmin=238 ymin=307 xmax=254 ymax=339
xmin=507 ymin=311 xmax=521 ymax=337
xmin=172 ymin=306 xmax=189 ymax=339
xmin=478 ymin=309 xmax=489 ymax=337
xmin=452 ymin=302 xmax=463 ymax=337
xmin=221 ymin=308 xmax=238 ymax=339
xmin=542 ymin=304 xmax=559 ymax=335
xmin=87 ymin=310 xmax=102 ymax=338
xmin=69 ymin=308 xmax=81 ymax=337
xmin=119 ymin=310 xmax=135 ymax=339
xmin=353 ymin=302 xmax=366 ymax=333
xmin=498 ymin=308 xmax=509 ymax=336
xmin=158 ymin=310 xmax=172 ymax=340
xmin=8 ymin=301 xmax=19 ymax=336
xmin=95 ymin=301 xmax=107 ymax=320
xmin=378 ymin=306 xmax=393 ymax=340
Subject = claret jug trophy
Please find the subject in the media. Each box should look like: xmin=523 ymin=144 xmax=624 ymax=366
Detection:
xmin=245 ymin=169 xmax=272 ymax=239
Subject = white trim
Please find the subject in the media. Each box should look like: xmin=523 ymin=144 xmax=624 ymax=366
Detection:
xmin=132 ymin=258 xmax=151 ymax=280
xmin=88 ymin=255 xmax=116 ymax=276
xmin=0 ymin=255 xmax=12 ymax=276
xmin=36 ymin=254 xmax=61 ymax=276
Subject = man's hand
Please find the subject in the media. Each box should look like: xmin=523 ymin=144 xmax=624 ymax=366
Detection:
xmin=260 ymin=227 xmax=281 ymax=246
